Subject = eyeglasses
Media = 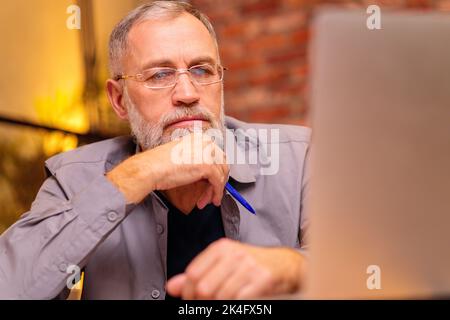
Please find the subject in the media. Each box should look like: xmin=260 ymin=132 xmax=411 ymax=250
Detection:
xmin=114 ymin=64 xmax=226 ymax=89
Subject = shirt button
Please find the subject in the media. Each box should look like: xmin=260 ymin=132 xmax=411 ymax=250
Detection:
xmin=156 ymin=224 xmax=164 ymax=234
xmin=151 ymin=289 xmax=160 ymax=299
xmin=59 ymin=262 xmax=68 ymax=272
xmin=107 ymin=211 xmax=118 ymax=222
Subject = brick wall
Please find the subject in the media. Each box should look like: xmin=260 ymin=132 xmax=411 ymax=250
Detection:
xmin=190 ymin=0 xmax=450 ymax=126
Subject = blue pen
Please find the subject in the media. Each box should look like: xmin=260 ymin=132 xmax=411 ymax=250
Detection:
xmin=225 ymin=182 xmax=256 ymax=214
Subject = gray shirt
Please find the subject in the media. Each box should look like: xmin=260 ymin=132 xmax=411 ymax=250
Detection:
xmin=0 ymin=116 xmax=311 ymax=299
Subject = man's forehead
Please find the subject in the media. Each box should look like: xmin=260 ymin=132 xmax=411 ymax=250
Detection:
xmin=125 ymin=13 xmax=218 ymax=70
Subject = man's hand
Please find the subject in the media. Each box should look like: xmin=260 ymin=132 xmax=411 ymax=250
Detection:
xmin=166 ymin=238 xmax=306 ymax=300
xmin=162 ymin=180 xmax=210 ymax=214
xmin=106 ymin=133 xmax=229 ymax=207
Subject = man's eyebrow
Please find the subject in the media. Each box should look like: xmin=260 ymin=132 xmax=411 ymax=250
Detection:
xmin=140 ymin=56 xmax=217 ymax=70
xmin=189 ymin=56 xmax=217 ymax=66
xmin=141 ymin=59 xmax=174 ymax=70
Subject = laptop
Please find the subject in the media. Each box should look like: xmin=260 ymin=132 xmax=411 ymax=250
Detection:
xmin=304 ymin=9 xmax=450 ymax=299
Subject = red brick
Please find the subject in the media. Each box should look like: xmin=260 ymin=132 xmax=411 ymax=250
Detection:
xmin=267 ymin=47 xmax=305 ymax=64
xmin=219 ymin=42 xmax=244 ymax=60
xmin=266 ymin=12 xmax=307 ymax=33
xmin=241 ymin=0 xmax=281 ymax=15
xmin=284 ymin=0 xmax=319 ymax=10
xmin=248 ymin=69 xmax=292 ymax=86
xmin=219 ymin=20 xmax=263 ymax=41
xmin=225 ymin=57 xmax=262 ymax=71
xmin=291 ymin=29 xmax=309 ymax=44
xmin=246 ymin=34 xmax=290 ymax=52
xmin=292 ymin=64 xmax=308 ymax=78
xmin=221 ymin=23 xmax=247 ymax=38
xmin=248 ymin=106 xmax=292 ymax=123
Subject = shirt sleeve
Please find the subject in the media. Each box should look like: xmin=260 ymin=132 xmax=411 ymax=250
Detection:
xmin=0 ymin=173 xmax=134 ymax=299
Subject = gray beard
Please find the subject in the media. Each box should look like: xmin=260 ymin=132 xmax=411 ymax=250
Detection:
xmin=123 ymin=88 xmax=226 ymax=151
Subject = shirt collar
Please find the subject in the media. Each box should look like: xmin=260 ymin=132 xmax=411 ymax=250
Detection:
xmin=226 ymin=128 xmax=257 ymax=184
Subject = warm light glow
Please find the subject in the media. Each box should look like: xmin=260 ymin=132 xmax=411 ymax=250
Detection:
xmin=35 ymin=89 xmax=90 ymax=134
xmin=42 ymin=131 xmax=79 ymax=157
xmin=34 ymin=89 xmax=88 ymax=156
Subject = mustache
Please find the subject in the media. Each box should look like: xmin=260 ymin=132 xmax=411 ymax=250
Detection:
xmin=159 ymin=105 xmax=215 ymax=129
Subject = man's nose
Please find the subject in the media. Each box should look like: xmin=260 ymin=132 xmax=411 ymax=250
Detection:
xmin=171 ymin=73 xmax=200 ymax=107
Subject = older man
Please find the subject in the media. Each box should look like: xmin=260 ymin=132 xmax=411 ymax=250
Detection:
xmin=0 ymin=1 xmax=310 ymax=300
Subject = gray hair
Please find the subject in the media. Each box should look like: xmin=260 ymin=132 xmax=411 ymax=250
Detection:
xmin=108 ymin=0 xmax=220 ymax=78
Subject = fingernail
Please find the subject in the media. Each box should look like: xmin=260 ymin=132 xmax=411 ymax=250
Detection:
xmin=197 ymin=200 xmax=205 ymax=209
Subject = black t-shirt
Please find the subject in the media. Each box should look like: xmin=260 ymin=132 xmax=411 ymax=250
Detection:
xmin=157 ymin=193 xmax=225 ymax=300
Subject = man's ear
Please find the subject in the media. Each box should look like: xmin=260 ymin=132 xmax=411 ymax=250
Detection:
xmin=106 ymin=79 xmax=128 ymax=120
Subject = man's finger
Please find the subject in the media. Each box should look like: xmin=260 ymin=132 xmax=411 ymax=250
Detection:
xmin=211 ymin=164 xmax=226 ymax=206
xmin=166 ymin=273 xmax=187 ymax=298
xmin=214 ymin=260 xmax=254 ymax=299
xmin=181 ymin=278 xmax=197 ymax=300
xmin=197 ymin=184 xmax=214 ymax=209
xmin=202 ymin=165 xmax=225 ymax=206
xmin=235 ymin=269 xmax=273 ymax=299
xmin=185 ymin=239 xmax=227 ymax=286
xmin=194 ymin=251 xmax=236 ymax=299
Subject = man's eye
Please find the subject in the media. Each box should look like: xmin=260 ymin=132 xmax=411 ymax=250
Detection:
xmin=149 ymin=70 xmax=173 ymax=81
xmin=191 ymin=66 xmax=214 ymax=76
